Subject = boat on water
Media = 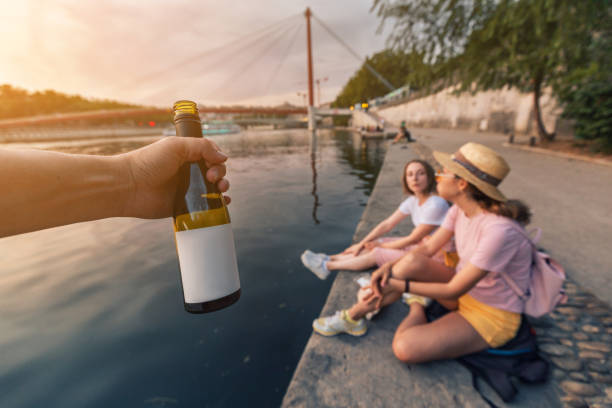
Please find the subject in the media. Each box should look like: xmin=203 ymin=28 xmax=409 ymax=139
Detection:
xmin=356 ymin=128 xmax=397 ymax=139
xmin=162 ymin=121 xmax=241 ymax=137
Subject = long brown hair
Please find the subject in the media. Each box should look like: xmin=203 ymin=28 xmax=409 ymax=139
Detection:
xmin=402 ymin=160 xmax=437 ymax=195
xmin=465 ymin=183 xmax=531 ymax=225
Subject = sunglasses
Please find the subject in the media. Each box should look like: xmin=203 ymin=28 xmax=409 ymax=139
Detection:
xmin=435 ymin=171 xmax=456 ymax=182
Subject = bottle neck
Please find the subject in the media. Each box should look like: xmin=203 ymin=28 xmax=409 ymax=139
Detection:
xmin=174 ymin=114 xmax=202 ymax=138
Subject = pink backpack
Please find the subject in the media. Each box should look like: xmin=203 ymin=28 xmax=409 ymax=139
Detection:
xmin=500 ymin=227 xmax=567 ymax=318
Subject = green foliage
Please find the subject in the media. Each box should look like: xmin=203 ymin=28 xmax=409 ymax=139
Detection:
xmin=557 ymin=30 xmax=612 ymax=152
xmin=332 ymin=49 xmax=407 ymax=107
xmin=372 ymin=0 xmax=498 ymax=63
xmin=372 ymin=0 xmax=610 ymax=141
xmin=332 ymin=49 xmax=448 ymax=107
xmin=455 ymin=0 xmax=596 ymax=93
xmin=0 ymin=84 xmax=139 ymax=120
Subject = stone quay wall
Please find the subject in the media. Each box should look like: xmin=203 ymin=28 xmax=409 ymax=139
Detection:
xmin=373 ymin=87 xmax=573 ymax=138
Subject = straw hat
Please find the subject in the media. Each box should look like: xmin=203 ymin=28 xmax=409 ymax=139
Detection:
xmin=433 ymin=142 xmax=510 ymax=202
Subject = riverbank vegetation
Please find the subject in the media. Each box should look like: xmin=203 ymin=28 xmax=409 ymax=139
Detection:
xmin=335 ymin=0 xmax=611 ymax=151
xmin=0 ymin=84 xmax=140 ymax=120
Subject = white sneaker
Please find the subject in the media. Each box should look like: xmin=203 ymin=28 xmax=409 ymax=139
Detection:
xmin=301 ymin=250 xmax=330 ymax=280
xmin=312 ymin=310 xmax=367 ymax=337
xmin=356 ymin=287 xmax=380 ymax=320
xmin=354 ymin=274 xmax=371 ymax=288
xmin=402 ymin=293 xmax=432 ymax=307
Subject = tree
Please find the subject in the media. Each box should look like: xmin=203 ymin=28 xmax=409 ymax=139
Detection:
xmin=333 ymin=49 xmax=409 ymax=107
xmin=557 ymin=21 xmax=612 ymax=152
xmin=0 ymin=84 xmax=138 ymax=120
xmin=372 ymin=0 xmax=604 ymax=141
xmin=333 ymin=49 xmax=446 ymax=108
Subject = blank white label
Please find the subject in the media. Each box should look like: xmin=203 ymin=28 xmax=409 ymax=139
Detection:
xmin=175 ymin=223 xmax=240 ymax=304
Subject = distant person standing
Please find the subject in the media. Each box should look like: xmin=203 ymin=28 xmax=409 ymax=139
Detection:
xmin=392 ymin=120 xmax=414 ymax=144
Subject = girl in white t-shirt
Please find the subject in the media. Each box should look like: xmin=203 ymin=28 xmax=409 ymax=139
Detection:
xmin=300 ymin=160 xmax=449 ymax=280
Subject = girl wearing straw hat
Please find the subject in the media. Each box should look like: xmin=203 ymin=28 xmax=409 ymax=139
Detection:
xmin=314 ymin=142 xmax=533 ymax=361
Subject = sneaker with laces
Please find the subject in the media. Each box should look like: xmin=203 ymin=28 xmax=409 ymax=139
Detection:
xmin=356 ymin=286 xmax=380 ymax=320
xmin=301 ymin=250 xmax=330 ymax=280
xmin=316 ymin=252 xmax=330 ymax=262
xmin=312 ymin=310 xmax=367 ymax=337
xmin=303 ymin=249 xmax=330 ymax=263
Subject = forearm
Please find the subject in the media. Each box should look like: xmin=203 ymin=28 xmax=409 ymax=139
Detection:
xmin=385 ymin=233 xmax=420 ymax=249
xmin=0 ymin=149 xmax=129 ymax=237
xmin=391 ymin=278 xmax=463 ymax=300
xmin=360 ymin=223 xmax=390 ymax=244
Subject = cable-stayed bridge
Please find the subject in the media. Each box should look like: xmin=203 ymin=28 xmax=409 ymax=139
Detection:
xmin=1 ymin=8 xmax=388 ymax=130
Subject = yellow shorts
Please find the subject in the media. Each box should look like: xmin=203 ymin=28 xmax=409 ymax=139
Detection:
xmin=458 ymin=294 xmax=521 ymax=348
xmin=443 ymin=251 xmax=459 ymax=269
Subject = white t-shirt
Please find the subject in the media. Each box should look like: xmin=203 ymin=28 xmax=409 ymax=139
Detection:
xmin=398 ymin=195 xmax=449 ymax=227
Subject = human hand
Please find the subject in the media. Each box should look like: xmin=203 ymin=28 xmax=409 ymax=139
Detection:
xmin=342 ymin=242 xmax=366 ymax=256
xmin=364 ymin=241 xmax=381 ymax=250
xmin=363 ymin=271 xmax=400 ymax=309
xmin=369 ymin=263 xmax=393 ymax=307
xmin=120 ymin=137 xmax=230 ymax=219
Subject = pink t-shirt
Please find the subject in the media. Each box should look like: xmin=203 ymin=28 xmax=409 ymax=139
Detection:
xmin=441 ymin=205 xmax=532 ymax=313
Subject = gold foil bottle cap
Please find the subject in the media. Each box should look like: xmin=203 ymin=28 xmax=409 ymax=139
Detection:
xmin=173 ymin=100 xmax=199 ymax=115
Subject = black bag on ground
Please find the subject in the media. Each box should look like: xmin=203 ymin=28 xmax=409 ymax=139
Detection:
xmin=425 ymin=301 xmax=549 ymax=407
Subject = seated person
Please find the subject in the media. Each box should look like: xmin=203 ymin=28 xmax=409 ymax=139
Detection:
xmin=312 ymin=143 xmax=532 ymax=360
xmin=301 ymin=160 xmax=449 ymax=280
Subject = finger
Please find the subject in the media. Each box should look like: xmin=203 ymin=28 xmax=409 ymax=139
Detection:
xmin=206 ymin=164 xmax=227 ymax=183
xmin=208 ymin=139 xmax=222 ymax=151
xmin=178 ymin=137 xmax=228 ymax=164
xmin=223 ymin=195 xmax=231 ymax=205
xmin=381 ymin=272 xmax=389 ymax=288
xmin=366 ymin=295 xmax=380 ymax=307
xmin=372 ymin=281 xmax=382 ymax=298
xmin=216 ymin=178 xmax=230 ymax=193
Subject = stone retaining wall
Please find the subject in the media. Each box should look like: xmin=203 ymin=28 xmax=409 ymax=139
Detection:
xmin=374 ymin=87 xmax=572 ymax=138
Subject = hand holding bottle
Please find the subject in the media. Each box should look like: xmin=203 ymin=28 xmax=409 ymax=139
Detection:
xmin=121 ymin=136 xmax=230 ymax=220
xmin=0 ymin=136 xmax=230 ymax=238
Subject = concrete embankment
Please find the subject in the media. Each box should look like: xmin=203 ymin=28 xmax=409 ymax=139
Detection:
xmin=282 ymin=142 xmax=561 ymax=407
xmin=372 ymin=86 xmax=574 ymax=139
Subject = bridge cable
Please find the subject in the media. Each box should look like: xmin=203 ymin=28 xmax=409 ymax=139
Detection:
xmin=311 ymin=13 xmax=396 ymax=92
xmin=121 ymin=13 xmax=302 ymax=90
xmin=262 ymin=21 xmax=304 ymax=96
xmin=203 ymin=22 xmax=299 ymax=101
xmin=137 ymin=18 xmax=300 ymax=103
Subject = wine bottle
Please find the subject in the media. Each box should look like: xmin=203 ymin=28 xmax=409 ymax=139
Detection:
xmin=172 ymin=100 xmax=240 ymax=313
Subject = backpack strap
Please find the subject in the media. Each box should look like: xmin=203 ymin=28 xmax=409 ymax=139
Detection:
xmin=458 ymin=360 xmax=500 ymax=408
xmin=528 ymin=227 xmax=542 ymax=244
xmin=470 ymin=370 xmax=499 ymax=408
xmin=499 ymin=272 xmax=529 ymax=302
xmin=496 ymin=223 xmax=539 ymax=301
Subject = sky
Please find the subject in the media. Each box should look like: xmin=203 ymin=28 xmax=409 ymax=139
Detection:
xmin=0 ymin=0 xmax=392 ymax=107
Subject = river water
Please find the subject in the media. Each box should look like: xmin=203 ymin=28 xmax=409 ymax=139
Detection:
xmin=0 ymin=129 xmax=387 ymax=407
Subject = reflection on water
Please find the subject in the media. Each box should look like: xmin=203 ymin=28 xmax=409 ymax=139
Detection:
xmin=309 ymin=131 xmax=320 ymax=224
xmin=0 ymin=129 xmax=386 ymax=408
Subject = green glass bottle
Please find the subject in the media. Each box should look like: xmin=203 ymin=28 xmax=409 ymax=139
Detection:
xmin=172 ymin=100 xmax=240 ymax=313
